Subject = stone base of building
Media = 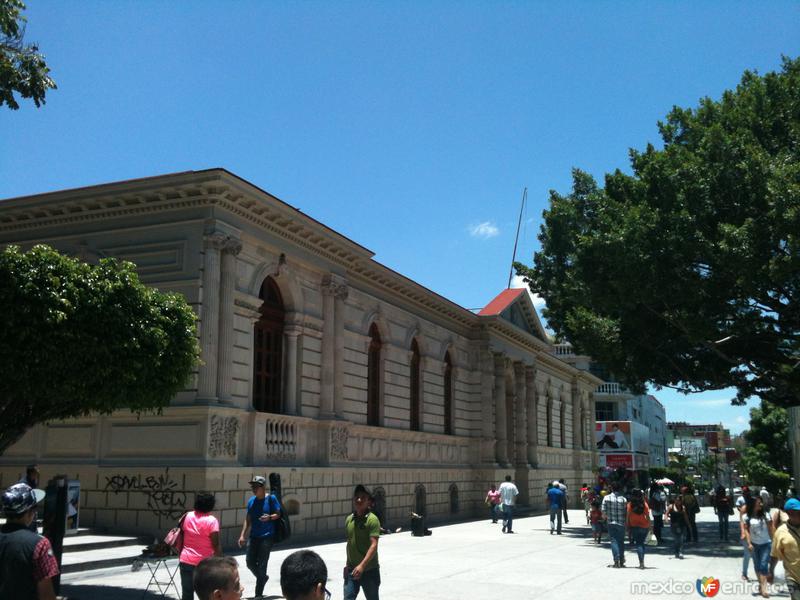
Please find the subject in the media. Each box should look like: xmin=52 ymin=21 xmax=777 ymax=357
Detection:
xmin=0 ymin=462 xmax=595 ymax=548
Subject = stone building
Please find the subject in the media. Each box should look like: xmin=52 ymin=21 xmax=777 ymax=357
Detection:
xmin=0 ymin=169 xmax=600 ymax=545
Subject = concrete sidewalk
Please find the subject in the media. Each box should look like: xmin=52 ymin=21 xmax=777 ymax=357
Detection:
xmin=59 ymin=507 xmax=788 ymax=599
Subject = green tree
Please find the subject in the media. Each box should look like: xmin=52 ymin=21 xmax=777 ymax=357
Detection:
xmin=516 ymin=57 xmax=800 ymax=408
xmin=739 ymin=444 xmax=791 ymax=492
xmin=1 ymin=0 xmax=56 ymax=109
xmin=0 ymin=245 xmax=199 ymax=455
xmin=744 ymin=400 xmax=789 ymax=472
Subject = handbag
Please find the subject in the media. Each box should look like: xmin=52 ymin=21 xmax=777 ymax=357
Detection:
xmin=164 ymin=512 xmax=188 ymax=554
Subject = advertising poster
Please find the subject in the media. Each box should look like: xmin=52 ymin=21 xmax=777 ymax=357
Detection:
xmin=66 ymin=480 xmax=80 ymax=533
xmin=595 ymin=422 xmax=631 ymax=451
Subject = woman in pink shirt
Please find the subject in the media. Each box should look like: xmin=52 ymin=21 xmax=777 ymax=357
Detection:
xmin=485 ymin=484 xmax=502 ymax=524
xmin=179 ymin=492 xmax=222 ymax=600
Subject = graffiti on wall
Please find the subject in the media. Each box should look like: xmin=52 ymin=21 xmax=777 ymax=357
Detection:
xmin=104 ymin=467 xmax=187 ymax=518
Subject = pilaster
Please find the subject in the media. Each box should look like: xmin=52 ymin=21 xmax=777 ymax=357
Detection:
xmin=216 ymin=237 xmax=242 ymax=404
xmin=197 ymin=232 xmax=226 ymax=402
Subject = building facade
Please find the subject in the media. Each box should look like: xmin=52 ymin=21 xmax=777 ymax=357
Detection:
xmin=0 ymin=169 xmax=600 ymax=545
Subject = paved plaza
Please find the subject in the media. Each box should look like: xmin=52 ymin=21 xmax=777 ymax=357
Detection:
xmin=59 ymin=508 xmax=789 ymax=600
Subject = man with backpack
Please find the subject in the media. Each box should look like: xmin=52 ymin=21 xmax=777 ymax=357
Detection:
xmin=238 ymin=475 xmax=282 ymax=599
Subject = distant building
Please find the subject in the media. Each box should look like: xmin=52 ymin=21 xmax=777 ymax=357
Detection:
xmin=667 ymin=422 xmax=731 ymax=451
xmin=553 ymin=345 xmax=668 ymax=468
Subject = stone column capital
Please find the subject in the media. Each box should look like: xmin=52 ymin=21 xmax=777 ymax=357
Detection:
xmin=222 ymin=237 xmax=243 ymax=256
xmin=321 ymin=273 xmax=349 ymax=300
xmin=204 ymin=232 xmax=228 ymax=250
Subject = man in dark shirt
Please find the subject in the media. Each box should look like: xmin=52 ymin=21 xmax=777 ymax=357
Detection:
xmin=0 ymin=482 xmax=59 ymax=600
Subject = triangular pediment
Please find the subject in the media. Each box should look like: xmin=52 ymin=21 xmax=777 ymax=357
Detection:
xmin=479 ymin=288 xmax=549 ymax=342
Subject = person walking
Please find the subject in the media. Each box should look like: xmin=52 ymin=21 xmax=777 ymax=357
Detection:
xmin=739 ymin=486 xmax=756 ymax=581
xmin=344 ymin=485 xmax=381 ymax=600
xmin=648 ymin=482 xmax=666 ymax=544
xmin=558 ymin=479 xmax=569 ymax=525
xmin=547 ymin=482 xmax=564 ymax=535
xmin=485 ymin=484 xmax=501 ymax=524
xmin=602 ymin=481 xmax=628 ymax=568
xmin=0 ymin=483 xmax=59 ymax=600
xmin=498 ymin=475 xmax=519 ymax=534
xmin=626 ymin=488 xmax=651 ymax=569
xmin=714 ymin=484 xmax=733 ymax=542
xmin=667 ymin=495 xmax=690 ymax=559
xmin=681 ymin=485 xmax=700 ymax=543
xmin=760 ymin=487 xmax=773 ymax=510
xmin=589 ymin=499 xmax=603 ymax=543
xmin=581 ymin=483 xmax=591 ymax=524
xmin=744 ymin=496 xmax=775 ymax=598
xmin=179 ymin=492 xmax=222 ymax=600
xmin=238 ymin=475 xmax=281 ymax=599
xmin=769 ymin=498 xmax=800 ymax=600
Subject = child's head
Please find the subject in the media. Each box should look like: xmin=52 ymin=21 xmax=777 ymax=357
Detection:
xmin=194 ymin=556 xmax=242 ymax=600
xmin=281 ymin=549 xmax=329 ymax=600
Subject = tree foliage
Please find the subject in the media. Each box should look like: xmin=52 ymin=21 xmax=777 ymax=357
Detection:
xmin=516 ymin=57 xmax=800 ymax=407
xmin=1 ymin=0 xmax=56 ymax=109
xmin=744 ymin=400 xmax=790 ymax=472
xmin=0 ymin=245 xmax=199 ymax=455
xmin=739 ymin=444 xmax=791 ymax=492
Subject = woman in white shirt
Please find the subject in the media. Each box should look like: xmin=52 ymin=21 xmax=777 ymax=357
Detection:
xmin=743 ymin=497 xmax=775 ymax=598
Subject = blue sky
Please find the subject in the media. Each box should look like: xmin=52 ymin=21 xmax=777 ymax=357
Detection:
xmin=2 ymin=1 xmax=797 ymax=433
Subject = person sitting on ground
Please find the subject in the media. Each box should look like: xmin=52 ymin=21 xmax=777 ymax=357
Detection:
xmin=194 ymin=556 xmax=243 ymax=600
xmin=281 ymin=549 xmax=329 ymax=600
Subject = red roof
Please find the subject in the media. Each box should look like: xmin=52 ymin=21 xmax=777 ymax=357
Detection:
xmin=478 ymin=288 xmax=526 ymax=316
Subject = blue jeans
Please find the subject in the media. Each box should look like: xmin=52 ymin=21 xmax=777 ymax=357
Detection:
xmin=502 ymin=504 xmax=514 ymax=531
xmin=343 ymin=566 xmax=380 ymax=600
xmin=549 ymin=505 xmax=562 ymax=533
xmin=246 ymin=536 xmax=274 ymax=597
xmin=631 ymin=526 xmax=648 ymax=563
xmin=717 ymin=511 xmax=730 ymax=540
xmin=752 ymin=542 xmax=771 ymax=575
xmin=672 ymin=523 xmax=686 ymax=557
xmin=608 ymin=523 xmax=626 ymax=563
xmin=490 ymin=504 xmax=499 ymax=523
xmin=741 ymin=537 xmax=752 ymax=577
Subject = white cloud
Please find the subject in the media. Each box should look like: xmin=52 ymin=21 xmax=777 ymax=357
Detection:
xmin=468 ymin=221 xmax=499 ymax=239
xmin=691 ymin=398 xmax=733 ymax=407
xmin=510 ymin=274 xmax=546 ymax=310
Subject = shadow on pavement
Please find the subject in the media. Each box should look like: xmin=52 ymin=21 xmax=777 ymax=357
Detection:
xmin=59 ymin=583 xmax=175 ymax=600
xmin=542 ymin=514 xmax=749 ymax=560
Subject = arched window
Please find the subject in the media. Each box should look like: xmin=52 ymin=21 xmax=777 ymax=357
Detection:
xmin=253 ymin=277 xmax=284 ymax=413
xmin=560 ymin=402 xmax=566 ymax=448
xmin=410 ymin=339 xmax=421 ymax=431
xmin=443 ymin=352 xmax=453 ymax=435
xmin=367 ymin=324 xmax=381 ymax=426
xmin=546 ymin=396 xmax=553 ymax=447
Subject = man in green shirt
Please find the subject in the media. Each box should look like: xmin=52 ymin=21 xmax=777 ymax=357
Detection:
xmin=344 ymin=484 xmax=380 ymax=600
